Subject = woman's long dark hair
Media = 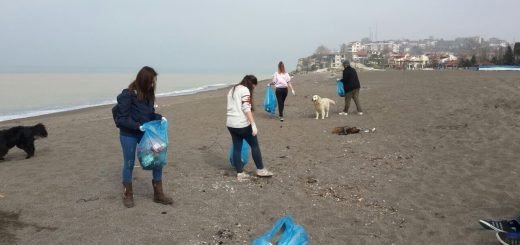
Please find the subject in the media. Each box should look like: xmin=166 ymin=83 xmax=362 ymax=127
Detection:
xmin=278 ymin=61 xmax=286 ymax=73
xmin=128 ymin=66 xmax=157 ymax=101
xmin=232 ymin=75 xmax=258 ymax=111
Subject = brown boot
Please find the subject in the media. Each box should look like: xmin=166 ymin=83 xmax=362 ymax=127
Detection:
xmin=152 ymin=180 xmax=173 ymax=205
xmin=122 ymin=182 xmax=134 ymax=208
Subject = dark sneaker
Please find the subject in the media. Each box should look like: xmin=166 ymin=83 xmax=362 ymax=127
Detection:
xmin=496 ymin=232 xmax=520 ymax=245
xmin=479 ymin=218 xmax=520 ymax=233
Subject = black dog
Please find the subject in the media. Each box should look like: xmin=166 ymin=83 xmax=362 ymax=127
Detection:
xmin=0 ymin=123 xmax=48 ymax=160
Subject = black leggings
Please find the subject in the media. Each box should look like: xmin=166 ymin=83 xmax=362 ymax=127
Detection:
xmin=275 ymin=87 xmax=288 ymax=117
xmin=227 ymin=125 xmax=264 ymax=173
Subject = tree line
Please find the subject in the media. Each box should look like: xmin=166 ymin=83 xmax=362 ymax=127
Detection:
xmin=311 ymin=41 xmax=520 ymax=68
xmin=460 ymin=42 xmax=520 ymax=67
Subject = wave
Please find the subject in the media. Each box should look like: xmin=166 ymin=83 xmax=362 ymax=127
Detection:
xmin=0 ymin=83 xmax=233 ymax=122
xmin=156 ymin=83 xmax=230 ymax=97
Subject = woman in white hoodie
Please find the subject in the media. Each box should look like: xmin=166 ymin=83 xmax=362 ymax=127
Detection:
xmin=271 ymin=61 xmax=295 ymax=122
xmin=226 ymin=75 xmax=273 ymax=181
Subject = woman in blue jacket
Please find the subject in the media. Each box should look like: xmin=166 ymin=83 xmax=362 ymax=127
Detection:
xmin=114 ymin=66 xmax=172 ymax=208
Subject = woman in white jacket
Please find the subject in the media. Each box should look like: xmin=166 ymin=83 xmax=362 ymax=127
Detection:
xmin=226 ymin=75 xmax=273 ymax=181
xmin=271 ymin=61 xmax=295 ymax=122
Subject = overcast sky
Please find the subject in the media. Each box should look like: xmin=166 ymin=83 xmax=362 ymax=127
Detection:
xmin=1 ymin=0 xmax=518 ymax=73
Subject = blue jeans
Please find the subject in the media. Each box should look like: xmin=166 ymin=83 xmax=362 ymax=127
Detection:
xmin=227 ymin=125 xmax=264 ymax=173
xmin=120 ymin=134 xmax=162 ymax=183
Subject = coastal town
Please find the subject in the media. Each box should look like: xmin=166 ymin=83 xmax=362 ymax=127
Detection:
xmin=296 ymin=36 xmax=519 ymax=72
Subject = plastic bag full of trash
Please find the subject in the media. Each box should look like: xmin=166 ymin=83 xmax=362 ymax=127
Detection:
xmin=137 ymin=120 xmax=169 ymax=170
xmin=337 ymin=79 xmax=345 ymax=97
xmin=264 ymin=85 xmax=277 ymax=114
xmin=229 ymin=139 xmax=250 ymax=169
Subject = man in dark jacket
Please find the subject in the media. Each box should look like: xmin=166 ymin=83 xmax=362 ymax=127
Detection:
xmin=340 ymin=60 xmax=363 ymax=115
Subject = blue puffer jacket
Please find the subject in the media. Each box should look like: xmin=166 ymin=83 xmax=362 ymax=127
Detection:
xmin=115 ymin=89 xmax=162 ymax=137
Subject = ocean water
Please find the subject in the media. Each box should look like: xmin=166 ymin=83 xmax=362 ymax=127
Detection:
xmin=0 ymin=73 xmax=270 ymax=122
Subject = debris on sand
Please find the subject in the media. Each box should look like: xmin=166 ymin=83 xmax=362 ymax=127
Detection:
xmin=306 ymin=177 xmax=318 ymax=184
xmin=216 ymin=228 xmax=233 ymax=240
xmin=332 ymin=126 xmax=376 ymax=135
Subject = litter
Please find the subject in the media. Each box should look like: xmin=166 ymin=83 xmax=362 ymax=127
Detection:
xmin=337 ymin=79 xmax=345 ymax=97
xmin=252 ymin=215 xmax=309 ymax=245
xmin=137 ymin=120 xmax=169 ymax=170
xmin=364 ymin=128 xmax=376 ymax=133
xmin=229 ymin=139 xmax=250 ymax=168
xmin=332 ymin=126 xmax=376 ymax=135
xmin=264 ymin=85 xmax=277 ymax=114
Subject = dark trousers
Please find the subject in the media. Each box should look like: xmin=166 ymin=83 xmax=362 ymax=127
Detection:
xmin=275 ymin=87 xmax=288 ymax=117
xmin=227 ymin=125 xmax=264 ymax=173
xmin=344 ymin=88 xmax=362 ymax=113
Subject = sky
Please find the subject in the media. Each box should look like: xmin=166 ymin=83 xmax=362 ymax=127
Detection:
xmin=0 ymin=0 xmax=518 ymax=74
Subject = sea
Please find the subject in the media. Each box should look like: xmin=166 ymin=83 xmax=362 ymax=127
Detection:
xmin=0 ymin=72 xmax=271 ymax=122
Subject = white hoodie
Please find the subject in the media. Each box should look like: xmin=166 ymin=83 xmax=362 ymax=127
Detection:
xmin=226 ymin=85 xmax=251 ymax=128
xmin=272 ymin=72 xmax=291 ymax=88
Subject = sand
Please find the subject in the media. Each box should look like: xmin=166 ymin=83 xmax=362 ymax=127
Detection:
xmin=1 ymin=70 xmax=520 ymax=244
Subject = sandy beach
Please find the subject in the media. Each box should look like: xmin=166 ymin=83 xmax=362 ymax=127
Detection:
xmin=1 ymin=70 xmax=520 ymax=244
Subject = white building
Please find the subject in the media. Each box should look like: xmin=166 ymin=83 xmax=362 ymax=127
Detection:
xmin=440 ymin=54 xmax=458 ymax=64
xmin=407 ymin=55 xmax=430 ymax=70
xmin=331 ymin=54 xmax=343 ymax=68
xmin=365 ymin=42 xmax=400 ymax=53
xmin=349 ymin=41 xmax=364 ymax=53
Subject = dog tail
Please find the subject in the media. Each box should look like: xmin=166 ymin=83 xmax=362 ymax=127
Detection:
xmin=328 ymin=99 xmax=336 ymax=105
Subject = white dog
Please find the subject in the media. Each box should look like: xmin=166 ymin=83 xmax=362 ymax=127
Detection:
xmin=312 ymin=95 xmax=336 ymax=119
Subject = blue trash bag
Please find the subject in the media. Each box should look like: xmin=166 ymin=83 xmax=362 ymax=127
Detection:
xmin=337 ymin=79 xmax=345 ymax=97
xmin=137 ymin=120 xmax=169 ymax=170
xmin=252 ymin=215 xmax=310 ymax=245
xmin=264 ymin=86 xmax=277 ymax=114
xmin=229 ymin=139 xmax=250 ymax=168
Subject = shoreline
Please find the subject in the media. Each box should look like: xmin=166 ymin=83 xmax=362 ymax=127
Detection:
xmin=0 ymin=78 xmax=272 ymax=124
xmin=6 ymin=68 xmax=512 ymax=123
xmin=0 ymin=79 xmax=269 ymax=123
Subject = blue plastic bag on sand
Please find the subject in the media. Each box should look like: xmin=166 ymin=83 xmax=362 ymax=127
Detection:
xmin=264 ymin=86 xmax=277 ymax=114
xmin=137 ymin=120 xmax=169 ymax=170
xmin=252 ymin=216 xmax=309 ymax=245
xmin=337 ymin=79 xmax=345 ymax=97
xmin=229 ymin=139 xmax=250 ymax=168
